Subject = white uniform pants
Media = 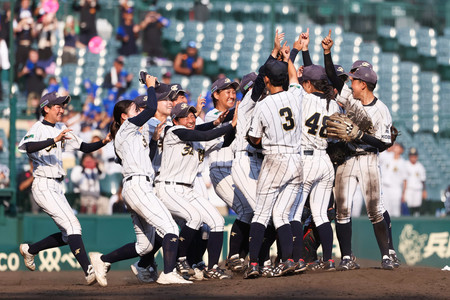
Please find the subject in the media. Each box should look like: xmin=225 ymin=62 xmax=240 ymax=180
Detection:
xmin=32 ymin=177 xmax=82 ymax=243
xmin=252 ymin=153 xmax=303 ymax=229
xmin=122 ymin=176 xmax=178 ymax=255
xmin=382 ymin=185 xmax=402 ymax=217
xmin=210 ymin=166 xmax=253 ymax=224
xmin=335 ymin=154 xmax=384 ymax=224
xmin=231 ymin=151 xmax=262 ymax=210
xmin=156 ymin=182 xmax=225 ymax=232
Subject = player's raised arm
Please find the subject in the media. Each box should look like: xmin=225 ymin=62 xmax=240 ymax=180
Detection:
xmin=282 ymin=44 xmax=298 ymax=85
xmin=271 ymin=29 xmax=285 ymax=59
xmin=128 ymin=72 xmax=158 ymax=127
xmin=322 ymin=29 xmax=344 ymax=93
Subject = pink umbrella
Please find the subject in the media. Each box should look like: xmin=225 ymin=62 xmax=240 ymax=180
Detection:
xmin=88 ymin=36 xmax=105 ymax=54
xmin=42 ymin=0 xmax=59 ymax=14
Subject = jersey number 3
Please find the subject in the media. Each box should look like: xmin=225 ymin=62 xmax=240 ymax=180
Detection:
xmin=305 ymin=112 xmax=329 ymax=138
xmin=279 ymin=107 xmax=295 ymax=131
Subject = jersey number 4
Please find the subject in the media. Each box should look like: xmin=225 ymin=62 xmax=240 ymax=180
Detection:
xmin=305 ymin=112 xmax=329 ymax=138
xmin=279 ymin=107 xmax=295 ymax=131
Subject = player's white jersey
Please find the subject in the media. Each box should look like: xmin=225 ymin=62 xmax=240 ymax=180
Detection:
xmin=158 ymin=125 xmax=219 ymax=185
xmin=248 ymin=84 xmax=304 ymax=155
xmin=205 ymin=109 xmax=233 ymax=168
xmin=18 ymin=121 xmax=82 ymax=178
xmin=302 ymin=94 xmax=341 ymax=150
xmin=115 ymin=119 xmax=153 ymax=179
xmin=234 ymin=91 xmax=260 ymax=153
xmin=381 ymin=157 xmax=407 ymax=188
xmin=337 ymin=85 xmax=392 ymax=151
xmin=147 ymin=116 xmax=172 ymax=175
xmin=405 ymin=161 xmax=426 ymax=190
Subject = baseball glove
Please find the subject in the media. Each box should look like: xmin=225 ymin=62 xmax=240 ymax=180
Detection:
xmin=303 ymin=227 xmax=320 ymax=263
xmin=326 ymin=113 xmax=363 ymax=142
xmin=326 ymin=141 xmax=350 ymax=165
xmin=390 ymin=125 xmax=399 ymax=144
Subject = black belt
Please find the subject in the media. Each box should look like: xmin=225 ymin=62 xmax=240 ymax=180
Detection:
xmin=247 ymin=152 xmax=264 ymax=159
xmin=303 ymin=150 xmax=314 ymax=155
xmin=164 ymin=181 xmax=192 ymax=187
xmin=126 ymin=176 xmax=151 ymax=182
xmin=46 ymin=176 xmax=64 ymax=182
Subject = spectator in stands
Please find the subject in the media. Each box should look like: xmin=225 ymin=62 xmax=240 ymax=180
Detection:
xmin=173 ymin=41 xmax=204 ymax=76
xmin=0 ymin=163 xmax=9 ymax=188
xmin=62 ymin=16 xmax=80 ymax=65
xmin=162 ymin=71 xmax=172 ymax=84
xmin=13 ymin=0 xmax=37 ymax=80
xmin=102 ymin=56 xmax=133 ymax=100
xmin=0 ymin=3 xmax=11 ymax=101
xmin=72 ymin=0 xmax=100 ymax=46
xmin=192 ymin=0 xmax=210 ymax=22
xmin=17 ymin=49 xmax=46 ymax=96
xmin=35 ymin=12 xmax=57 ymax=74
xmin=405 ymin=148 xmax=427 ymax=216
xmin=116 ymin=6 xmax=139 ymax=56
xmin=26 ymin=92 xmax=40 ymax=118
xmin=139 ymin=7 xmax=169 ymax=58
xmin=71 ymin=152 xmax=107 ymax=214
xmin=17 ymin=159 xmax=40 ymax=214
xmin=0 ymin=137 xmax=4 ymax=152
xmin=109 ymin=184 xmax=127 ymax=214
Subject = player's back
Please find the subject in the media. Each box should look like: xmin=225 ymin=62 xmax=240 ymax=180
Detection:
xmin=253 ymin=87 xmax=302 ymax=155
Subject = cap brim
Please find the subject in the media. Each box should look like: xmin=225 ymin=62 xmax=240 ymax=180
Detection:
xmin=170 ymin=89 xmax=187 ymax=100
xmin=55 ymin=95 xmax=71 ymax=106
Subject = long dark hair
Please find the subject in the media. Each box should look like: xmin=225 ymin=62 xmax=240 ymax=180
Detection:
xmin=110 ymin=100 xmax=134 ymax=140
xmin=310 ymin=79 xmax=335 ymax=111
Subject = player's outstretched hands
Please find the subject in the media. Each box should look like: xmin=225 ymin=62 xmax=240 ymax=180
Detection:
xmin=293 ymin=28 xmax=309 ymax=51
xmin=152 ymin=122 xmax=166 ymax=141
xmin=54 ymin=128 xmax=72 ymax=143
xmin=102 ymin=133 xmax=112 ymax=144
xmin=281 ymin=43 xmax=290 ymax=62
xmin=213 ymin=110 xmax=229 ymax=126
xmin=231 ymin=101 xmax=240 ymax=127
xmin=195 ymin=94 xmax=206 ymax=117
xmin=297 ymin=65 xmax=304 ymax=78
xmin=272 ymin=30 xmax=285 ymax=58
xmin=322 ymin=29 xmax=333 ymax=53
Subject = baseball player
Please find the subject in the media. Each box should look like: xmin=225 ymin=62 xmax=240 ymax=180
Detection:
xmin=289 ymin=64 xmax=341 ymax=271
xmin=18 ymin=92 xmax=111 ymax=285
xmin=244 ymin=44 xmax=304 ymax=279
xmin=322 ymin=31 xmax=395 ymax=270
xmin=155 ymin=102 xmax=238 ymax=280
xmin=404 ymin=147 xmax=427 ymax=216
xmin=380 ymin=143 xmax=407 ymax=217
xmin=89 ymin=74 xmax=191 ymax=286
xmin=205 ymin=77 xmax=255 ymax=271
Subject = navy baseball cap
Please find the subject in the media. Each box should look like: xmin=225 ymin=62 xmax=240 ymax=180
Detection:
xmin=171 ymin=102 xmax=197 ymax=119
xmin=40 ymin=92 xmax=71 ymax=110
xmin=350 ymin=60 xmax=373 ymax=72
xmin=347 ymin=66 xmax=377 ymax=85
xmin=133 ymin=95 xmax=148 ymax=108
xmin=301 ymin=65 xmax=328 ymax=82
xmin=211 ymin=78 xmax=239 ymax=95
xmin=334 ymin=65 xmax=346 ymax=76
xmin=156 ymin=83 xmax=173 ymax=101
xmin=239 ymin=72 xmax=257 ymax=94
xmin=264 ymin=59 xmax=288 ymax=83
xmin=169 ymin=83 xmax=187 ymax=100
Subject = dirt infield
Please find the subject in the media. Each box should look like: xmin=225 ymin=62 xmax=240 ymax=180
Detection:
xmin=2 ymin=259 xmax=449 ymax=299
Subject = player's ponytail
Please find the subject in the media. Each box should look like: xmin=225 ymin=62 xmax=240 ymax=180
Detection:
xmin=110 ymin=100 xmax=134 ymax=140
xmin=310 ymin=79 xmax=335 ymax=111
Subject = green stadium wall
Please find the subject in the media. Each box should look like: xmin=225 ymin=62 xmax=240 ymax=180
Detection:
xmin=0 ymin=215 xmax=449 ymax=272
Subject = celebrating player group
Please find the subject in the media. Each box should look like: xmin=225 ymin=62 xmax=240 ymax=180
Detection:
xmin=18 ymin=27 xmax=401 ymax=286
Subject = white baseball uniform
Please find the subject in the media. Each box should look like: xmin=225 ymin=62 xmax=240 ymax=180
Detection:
xmin=290 ymin=94 xmax=341 ymax=226
xmin=404 ymin=161 xmax=426 ymax=208
xmin=18 ymin=121 xmax=84 ymax=241
xmin=114 ymin=118 xmax=178 ymax=255
xmin=155 ymin=125 xmax=225 ymax=232
xmin=248 ymin=83 xmax=304 ymax=229
xmin=205 ymin=109 xmax=253 ymax=223
xmin=335 ymin=85 xmax=392 ymax=224
xmin=380 ymin=154 xmax=407 ymax=217
xmin=231 ymin=91 xmax=262 ymax=211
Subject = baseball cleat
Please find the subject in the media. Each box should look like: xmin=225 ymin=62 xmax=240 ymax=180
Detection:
xmin=89 ymin=252 xmax=110 ymax=287
xmin=243 ymin=262 xmax=260 ymax=279
xmin=176 ymin=257 xmax=195 ymax=276
xmin=130 ymin=261 xmax=156 ymax=283
xmin=85 ymin=265 xmax=97 ymax=285
xmin=226 ymin=254 xmax=245 ymax=272
xmin=294 ymin=259 xmax=307 ymax=273
xmin=390 ymin=253 xmax=401 ymax=268
xmin=19 ymin=244 xmax=36 ymax=271
xmin=190 ymin=262 xmax=207 ymax=281
xmin=261 ymin=265 xmax=275 ymax=278
xmin=338 ymin=256 xmax=360 ymax=271
xmin=272 ymin=259 xmax=296 ymax=277
xmin=156 ymin=269 xmax=193 ymax=285
xmin=203 ymin=264 xmax=232 ymax=280
xmin=381 ymin=257 xmax=395 ymax=270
